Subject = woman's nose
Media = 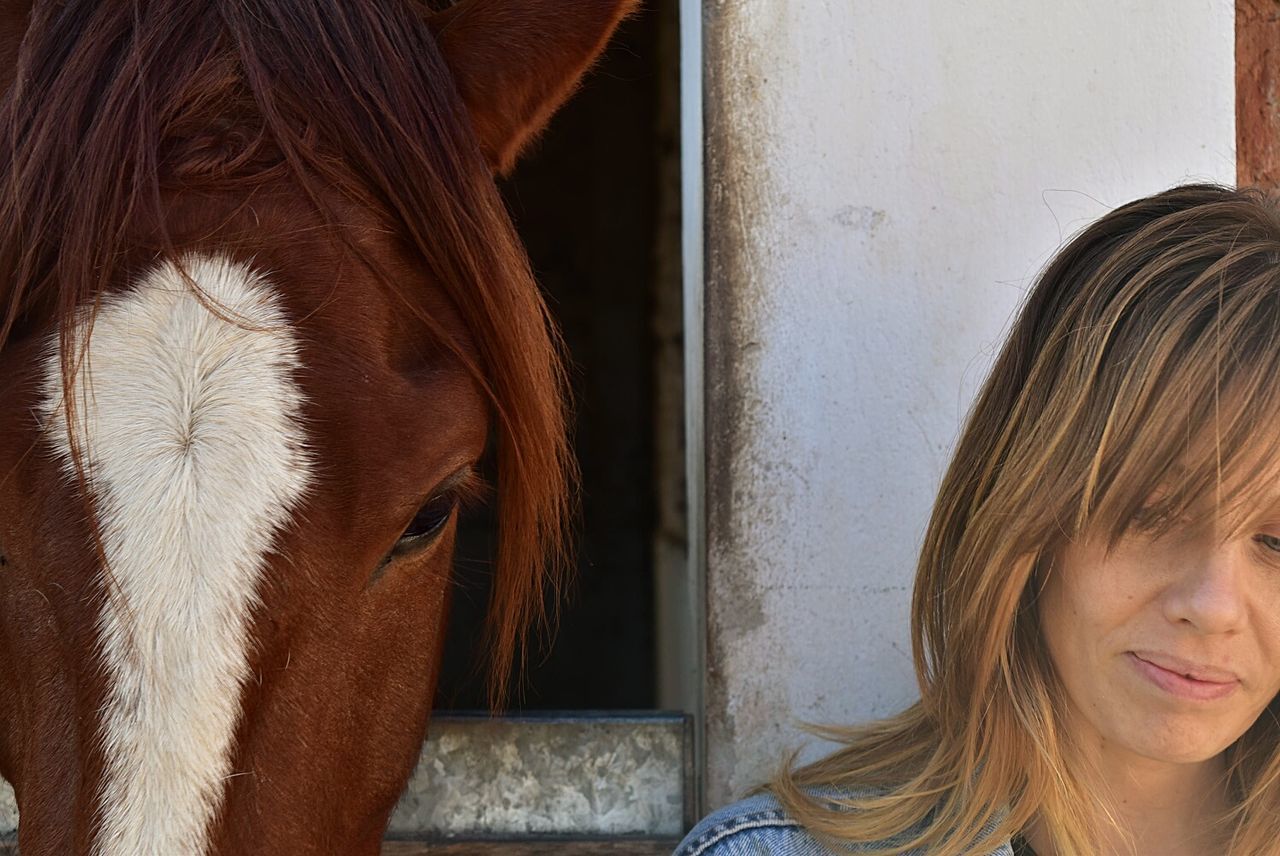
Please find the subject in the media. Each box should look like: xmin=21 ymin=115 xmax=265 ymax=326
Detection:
xmin=1160 ymin=541 xmax=1249 ymax=634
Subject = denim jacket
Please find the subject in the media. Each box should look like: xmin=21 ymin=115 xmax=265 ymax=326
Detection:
xmin=674 ymin=789 xmax=1016 ymax=855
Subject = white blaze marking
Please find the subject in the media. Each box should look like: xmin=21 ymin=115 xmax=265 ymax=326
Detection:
xmin=41 ymin=254 xmax=311 ymax=856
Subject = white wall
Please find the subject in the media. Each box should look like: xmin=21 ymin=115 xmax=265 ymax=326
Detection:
xmin=701 ymin=0 xmax=1236 ymax=808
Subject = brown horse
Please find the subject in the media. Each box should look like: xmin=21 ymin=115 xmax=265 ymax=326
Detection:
xmin=0 ymin=1 xmax=636 ymax=853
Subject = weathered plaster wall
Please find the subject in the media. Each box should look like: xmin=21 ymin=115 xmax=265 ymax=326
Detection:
xmin=702 ymin=0 xmax=1236 ymax=808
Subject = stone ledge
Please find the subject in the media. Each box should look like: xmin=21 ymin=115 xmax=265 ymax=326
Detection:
xmin=0 ymin=712 xmax=691 ymax=842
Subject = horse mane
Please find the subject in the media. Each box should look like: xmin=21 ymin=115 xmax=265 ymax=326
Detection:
xmin=0 ymin=0 xmax=572 ymax=706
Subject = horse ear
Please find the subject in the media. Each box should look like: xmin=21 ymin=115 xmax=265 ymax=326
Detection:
xmin=427 ymin=0 xmax=640 ymax=176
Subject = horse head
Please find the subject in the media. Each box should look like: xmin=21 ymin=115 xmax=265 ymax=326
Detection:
xmin=0 ymin=1 xmax=636 ymax=853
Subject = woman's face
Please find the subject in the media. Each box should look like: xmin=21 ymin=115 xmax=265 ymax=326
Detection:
xmin=1039 ymin=518 xmax=1280 ymax=765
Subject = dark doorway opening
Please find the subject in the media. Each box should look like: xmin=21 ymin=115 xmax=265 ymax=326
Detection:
xmin=434 ymin=0 xmax=681 ymax=711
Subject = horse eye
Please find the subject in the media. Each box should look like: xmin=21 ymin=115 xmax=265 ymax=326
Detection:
xmin=396 ymin=492 xmax=459 ymax=547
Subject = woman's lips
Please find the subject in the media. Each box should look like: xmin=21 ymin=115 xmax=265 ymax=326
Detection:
xmin=1126 ymin=652 xmax=1239 ymax=701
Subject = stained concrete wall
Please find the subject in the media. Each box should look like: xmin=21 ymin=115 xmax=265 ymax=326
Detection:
xmin=701 ymin=1 xmax=1236 ymax=808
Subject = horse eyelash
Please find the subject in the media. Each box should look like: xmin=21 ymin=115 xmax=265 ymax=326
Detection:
xmin=394 ymin=468 xmax=488 ymax=549
xmin=450 ymin=468 xmax=489 ymax=512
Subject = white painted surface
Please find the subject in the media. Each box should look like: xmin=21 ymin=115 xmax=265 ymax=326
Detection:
xmin=702 ymin=0 xmax=1236 ymax=808
xmin=41 ymin=255 xmax=311 ymax=856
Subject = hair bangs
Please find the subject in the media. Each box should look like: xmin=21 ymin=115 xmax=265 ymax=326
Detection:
xmin=1069 ymin=245 xmax=1280 ymax=550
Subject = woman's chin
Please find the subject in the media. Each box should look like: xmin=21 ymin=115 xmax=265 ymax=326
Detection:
xmin=1106 ymin=715 xmax=1239 ymax=767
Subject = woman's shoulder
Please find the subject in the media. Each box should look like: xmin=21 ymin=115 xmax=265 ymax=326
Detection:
xmin=673 ymin=788 xmax=1016 ymax=856
xmin=673 ymin=790 xmax=832 ymax=855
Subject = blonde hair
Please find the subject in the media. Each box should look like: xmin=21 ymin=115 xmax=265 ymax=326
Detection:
xmin=771 ymin=184 xmax=1280 ymax=855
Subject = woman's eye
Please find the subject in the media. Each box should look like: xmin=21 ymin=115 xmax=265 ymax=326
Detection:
xmin=396 ymin=493 xmax=459 ymax=548
xmin=1256 ymin=533 xmax=1280 ymax=554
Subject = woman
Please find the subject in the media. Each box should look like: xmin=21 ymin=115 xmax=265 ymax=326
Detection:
xmin=676 ymin=184 xmax=1280 ymax=855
